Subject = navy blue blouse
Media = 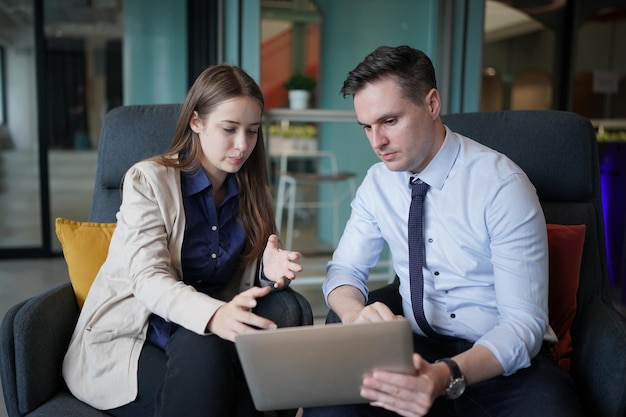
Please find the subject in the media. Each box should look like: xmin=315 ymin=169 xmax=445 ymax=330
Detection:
xmin=147 ymin=169 xmax=245 ymax=348
xmin=180 ymin=169 xmax=245 ymax=291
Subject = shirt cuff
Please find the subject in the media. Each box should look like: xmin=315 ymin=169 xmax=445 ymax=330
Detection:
xmin=475 ymin=328 xmax=534 ymax=375
xmin=258 ymin=260 xmax=274 ymax=288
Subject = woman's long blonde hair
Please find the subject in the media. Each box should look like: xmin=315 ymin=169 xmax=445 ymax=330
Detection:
xmin=153 ymin=64 xmax=275 ymax=265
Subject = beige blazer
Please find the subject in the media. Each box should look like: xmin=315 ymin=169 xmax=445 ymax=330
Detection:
xmin=62 ymin=161 xmax=257 ymax=410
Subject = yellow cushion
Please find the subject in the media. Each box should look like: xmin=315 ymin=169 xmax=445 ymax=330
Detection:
xmin=55 ymin=218 xmax=116 ymax=308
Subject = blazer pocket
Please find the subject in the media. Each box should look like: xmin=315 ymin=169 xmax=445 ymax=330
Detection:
xmin=84 ymin=325 xmax=117 ymax=344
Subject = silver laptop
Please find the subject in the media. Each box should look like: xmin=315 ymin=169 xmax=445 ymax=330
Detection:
xmin=234 ymin=319 xmax=414 ymax=411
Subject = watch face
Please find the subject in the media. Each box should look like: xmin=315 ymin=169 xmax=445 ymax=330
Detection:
xmin=447 ymin=378 xmax=466 ymax=399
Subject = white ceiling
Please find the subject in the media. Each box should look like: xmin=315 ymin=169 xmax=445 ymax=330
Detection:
xmin=484 ymin=0 xmax=545 ymax=43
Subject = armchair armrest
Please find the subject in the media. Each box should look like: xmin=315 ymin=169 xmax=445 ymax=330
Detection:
xmin=7 ymin=283 xmax=79 ymax=415
xmin=1 ymin=299 xmax=28 ymax=417
xmin=572 ymin=295 xmax=626 ymax=417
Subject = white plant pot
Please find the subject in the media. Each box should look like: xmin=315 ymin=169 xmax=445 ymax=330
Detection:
xmin=288 ymin=90 xmax=310 ymax=110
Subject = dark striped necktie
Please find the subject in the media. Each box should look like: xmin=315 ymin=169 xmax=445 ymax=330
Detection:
xmin=408 ymin=178 xmax=441 ymax=339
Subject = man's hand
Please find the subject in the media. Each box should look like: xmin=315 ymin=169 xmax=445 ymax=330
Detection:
xmin=206 ymin=286 xmax=276 ymax=341
xmin=262 ymin=234 xmax=302 ymax=289
xmin=360 ymin=354 xmax=449 ymax=417
xmin=328 ymin=285 xmax=401 ymax=325
xmin=360 ymin=344 xmax=505 ymax=416
xmin=342 ymin=301 xmax=400 ymax=324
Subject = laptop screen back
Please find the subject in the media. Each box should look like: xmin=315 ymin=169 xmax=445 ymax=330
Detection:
xmin=235 ymin=319 xmax=414 ymax=411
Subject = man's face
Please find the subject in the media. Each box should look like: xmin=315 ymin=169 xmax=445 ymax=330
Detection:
xmin=353 ymin=76 xmax=442 ymax=174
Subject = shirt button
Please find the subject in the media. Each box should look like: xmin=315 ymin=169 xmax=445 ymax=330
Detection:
xmin=450 ymin=313 xmax=456 ymax=319
xmin=211 ymin=225 xmax=218 ymax=231
xmin=434 ymin=271 xmax=440 ymax=276
xmin=428 ymin=238 xmax=433 ymax=243
xmin=211 ymin=253 xmax=217 ymax=259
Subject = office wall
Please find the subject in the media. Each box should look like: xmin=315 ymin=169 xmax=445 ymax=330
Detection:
xmin=123 ymin=0 xmax=187 ymax=105
xmin=225 ymin=0 xmax=261 ymax=80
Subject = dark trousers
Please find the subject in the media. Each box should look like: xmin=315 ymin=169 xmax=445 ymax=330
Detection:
xmin=107 ymin=290 xmax=303 ymax=417
xmin=303 ymin=334 xmax=584 ymax=417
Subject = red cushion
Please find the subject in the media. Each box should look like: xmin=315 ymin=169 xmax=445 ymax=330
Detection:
xmin=546 ymin=224 xmax=586 ymax=372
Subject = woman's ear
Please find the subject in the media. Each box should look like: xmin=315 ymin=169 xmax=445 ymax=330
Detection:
xmin=189 ymin=111 xmax=202 ymax=133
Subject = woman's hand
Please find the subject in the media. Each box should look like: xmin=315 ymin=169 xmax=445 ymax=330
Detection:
xmin=262 ymin=234 xmax=302 ymax=289
xmin=206 ymin=286 xmax=277 ymax=342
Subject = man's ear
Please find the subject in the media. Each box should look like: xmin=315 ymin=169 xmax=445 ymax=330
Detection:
xmin=425 ymin=88 xmax=441 ymax=119
xmin=189 ymin=111 xmax=202 ymax=133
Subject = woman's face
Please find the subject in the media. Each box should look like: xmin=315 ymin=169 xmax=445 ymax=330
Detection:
xmin=190 ymin=96 xmax=262 ymax=184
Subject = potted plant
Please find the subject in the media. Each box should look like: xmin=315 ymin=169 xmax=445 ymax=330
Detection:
xmin=283 ymin=73 xmax=317 ymax=110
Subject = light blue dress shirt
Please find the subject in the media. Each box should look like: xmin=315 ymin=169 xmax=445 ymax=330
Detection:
xmin=324 ymin=127 xmax=549 ymax=375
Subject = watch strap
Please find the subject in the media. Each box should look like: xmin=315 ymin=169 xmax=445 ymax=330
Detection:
xmin=435 ymin=357 xmax=465 ymax=399
xmin=436 ymin=357 xmax=462 ymax=379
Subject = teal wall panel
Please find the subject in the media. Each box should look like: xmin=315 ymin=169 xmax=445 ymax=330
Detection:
xmin=224 ymin=0 xmax=241 ymax=66
xmin=224 ymin=0 xmax=261 ymax=83
xmin=241 ymin=0 xmax=261 ymax=82
xmin=448 ymin=0 xmax=483 ymax=114
xmin=123 ymin=0 xmax=187 ymax=105
xmin=462 ymin=1 xmax=484 ymax=113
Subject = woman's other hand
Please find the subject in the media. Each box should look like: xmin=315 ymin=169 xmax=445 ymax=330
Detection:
xmin=262 ymin=234 xmax=302 ymax=288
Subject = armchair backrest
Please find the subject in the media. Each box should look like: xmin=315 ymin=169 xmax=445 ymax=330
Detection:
xmin=441 ymin=110 xmax=608 ymax=308
xmin=89 ymin=104 xmax=181 ymax=223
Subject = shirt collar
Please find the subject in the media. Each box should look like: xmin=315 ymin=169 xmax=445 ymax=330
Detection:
xmin=181 ymin=169 xmax=239 ymax=201
xmin=405 ymin=126 xmax=459 ymax=191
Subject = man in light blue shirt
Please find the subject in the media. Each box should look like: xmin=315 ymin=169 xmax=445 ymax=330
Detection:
xmin=304 ymin=45 xmax=581 ymax=417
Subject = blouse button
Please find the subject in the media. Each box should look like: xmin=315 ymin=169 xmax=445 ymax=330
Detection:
xmin=211 ymin=225 xmax=218 ymax=231
xmin=211 ymin=253 xmax=217 ymax=259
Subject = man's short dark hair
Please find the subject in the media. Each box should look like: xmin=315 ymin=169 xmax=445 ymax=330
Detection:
xmin=341 ymin=45 xmax=437 ymax=106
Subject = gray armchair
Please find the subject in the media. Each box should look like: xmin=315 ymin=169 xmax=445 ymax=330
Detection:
xmin=327 ymin=110 xmax=626 ymax=417
xmin=0 ymin=104 xmax=314 ymax=417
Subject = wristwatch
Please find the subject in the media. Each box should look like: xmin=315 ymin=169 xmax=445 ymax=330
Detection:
xmin=436 ymin=358 xmax=466 ymax=399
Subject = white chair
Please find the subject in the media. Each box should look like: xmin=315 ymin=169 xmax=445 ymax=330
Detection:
xmin=274 ymin=151 xmax=356 ymax=250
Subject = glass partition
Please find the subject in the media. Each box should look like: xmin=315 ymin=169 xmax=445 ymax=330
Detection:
xmin=0 ymin=0 xmax=123 ymax=255
xmin=44 ymin=0 xmax=123 ymax=252
xmin=0 ymin=0 xmax=41 ymax=252
xmin=482 ymin=0 xmax=555 ymax=111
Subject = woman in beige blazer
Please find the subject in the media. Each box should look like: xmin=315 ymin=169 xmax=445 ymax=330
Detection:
xmin=62 ymin=64 xmax=303 ymax=416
